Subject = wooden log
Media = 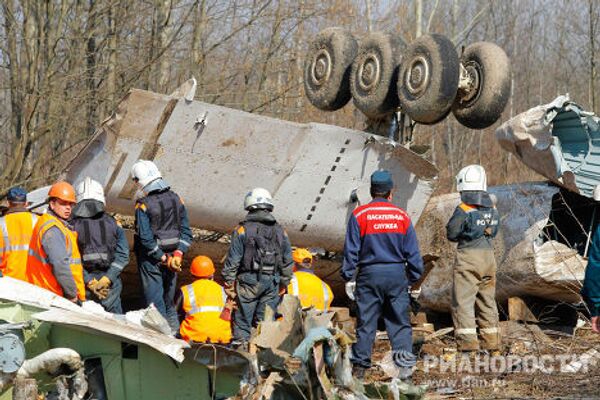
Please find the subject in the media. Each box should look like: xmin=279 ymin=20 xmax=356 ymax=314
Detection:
xmin=508 ymin=297 xmax=539 ymax=323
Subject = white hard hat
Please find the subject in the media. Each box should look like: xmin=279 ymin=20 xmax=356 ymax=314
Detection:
xmin=456 ymin=164 xmax=487 ymax=192
xmin=131 ymin=160 xmax=162 ymax=188
xmin=244 ymin=188 xmax=274 ymax=211
xmin=76 ymin=177 xmax=105 ymax=204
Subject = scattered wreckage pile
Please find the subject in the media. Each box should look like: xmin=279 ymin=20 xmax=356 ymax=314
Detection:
xmin=0 ymin=277 xmax=428 ymax=400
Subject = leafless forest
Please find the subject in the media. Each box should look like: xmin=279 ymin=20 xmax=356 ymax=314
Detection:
xmin=0 ymin=0 xmax=598 ymax=195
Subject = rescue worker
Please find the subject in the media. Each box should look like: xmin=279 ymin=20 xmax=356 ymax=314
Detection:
xmin=25 ymin=182 xmax=86 ymax=302
xmin=222 ymin=188 xmax=293 ymax=349
xmin=0 ymin=187 xmax=38 ymax=280
xmin=341 ymin=170 xmax=423 ymax=381
xmin=131 ymin=160 xmax=193 ymax=334
xmin=446 ymin=165 xmax=501 ymax=353
xmin=178 ymin=255 xmax=232 ymax=343
xmin=287 ymin=248 xmax=333 ymax=311
xmin=71 ymin=177 xmax=129 ymax=313
xmin=581 ymin=185 xmax=600 ymax=333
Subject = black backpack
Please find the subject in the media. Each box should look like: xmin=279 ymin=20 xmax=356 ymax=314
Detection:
xmin=242 ymin=222 xmax=285 ymax=277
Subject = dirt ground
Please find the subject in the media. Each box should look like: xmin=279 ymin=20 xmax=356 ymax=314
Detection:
xmin=367 ymin=322 xmax=600 ymax=399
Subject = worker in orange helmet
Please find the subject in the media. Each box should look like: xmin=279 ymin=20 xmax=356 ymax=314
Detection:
xmin=178 ymin=255 xmax=231 ymax=343
xmin=25 ymin=182 xmax=86 ymax=302
xmin=287 ymin=248 xmax=333 ymax=312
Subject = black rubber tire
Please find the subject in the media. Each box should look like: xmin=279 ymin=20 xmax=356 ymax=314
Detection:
xmin=350 ymin=32 xmax=404 ymax=119
xmin=397 ymin=34 xmax=459 ymax=124
xmin=304 ymin=28 xmax=358 ymax=111
xmin=452 ymin=42 xmax=511 ymax=130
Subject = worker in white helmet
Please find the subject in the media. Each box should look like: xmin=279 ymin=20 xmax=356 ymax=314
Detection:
xmin=71 ymin=177 xmax=129 ymax=313
xmin=446 ymin=165 xmax=501 ymax=354
xmin=131 ymin=160 xmax=193 ymax=335
xmin=221 ymin=188 xmax=293 ymax=351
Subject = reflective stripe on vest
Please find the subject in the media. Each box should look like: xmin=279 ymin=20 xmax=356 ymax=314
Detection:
xmin=290 ymin=276 xmax=299 ymax=295
xmin=0 ymin=218 xmax=9 ymax=246
xmin=157 ymin=237 xmax=179 ymax=247
xmin=321 ymin=281 xmax=330 ymax=311
xmin=0 ymin=244 xmax=30 ymax=252
xmin=82 ymin=252 xmax=109 ymax=262
xmin=28 ymin=248 xmax=48 ymax=264
xmin=185 ymin=284 xmax=224 ymax=316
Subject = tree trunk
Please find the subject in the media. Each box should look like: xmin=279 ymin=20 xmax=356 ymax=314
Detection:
xmin=156 ymin=0 xmax=173 ymax=92
xmin=107 ymin=0 xmax=119 ymax=107
xmin=86 ymin=0 xmax=98 ymax=135
xmin=4 ymin=0 xmax=22 ymax=141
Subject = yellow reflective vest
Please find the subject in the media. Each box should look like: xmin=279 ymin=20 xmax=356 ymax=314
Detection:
xmin=180 ymin=279 xmax=231 ymax=343
xmin=0 ymin=211 xmax=38 ymax=280
xmin=25 ymin=213 xmax=86 ymax=301
xmin=287 ymin=270 xmax=333 ymax=311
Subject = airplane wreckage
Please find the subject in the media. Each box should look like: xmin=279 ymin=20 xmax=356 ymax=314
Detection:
xmin=0 ymin=27 xmax=597 ymax=398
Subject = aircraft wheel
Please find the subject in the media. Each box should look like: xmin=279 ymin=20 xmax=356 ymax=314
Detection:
xmin=452 ymin=42 xmax=511 ymax=130
xmin=398 ymin=33 xmax=459 ymax=125
xmin=350 ymin=32 xmax=404 ymax=119
xmin=304 ymin=27 xmax=358 ymax=111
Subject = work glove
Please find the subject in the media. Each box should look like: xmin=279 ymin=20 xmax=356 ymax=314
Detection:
xmin=224 ymin=282 xmax=236 ymax=299
xmin=409 ymin=287 xmax=421 ymax=301
xmin=95 ymin=276 xmax=112 ymax=299
xmin=167 ymin=250 xmax=183 ymax=272
xmin=87 ymin=278 xmax=108 ymax=300
xmin=409 ymin=287 xmax=421 ymax=314
xmin=345 ymin=281 xmax=356 ymax=301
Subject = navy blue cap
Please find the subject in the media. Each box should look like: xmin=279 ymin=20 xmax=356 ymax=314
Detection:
xmin=370 ymin=170 xmax=394 ymax=194
xmin=7 ymin=187 xmax=27 ymax=203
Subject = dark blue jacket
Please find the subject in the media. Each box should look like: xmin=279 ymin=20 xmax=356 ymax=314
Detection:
xmin=446 ymin=202 xmax=500 ymax=250
xmin=341 ymin=199 xmax=423 ymax=284
xmin=134 ymin=189 xmax=193 ymax=261
xmin=582 ymin=223 xmax=600 ymax=316
xmin=222 ymin=210 xmax=293 ymax=286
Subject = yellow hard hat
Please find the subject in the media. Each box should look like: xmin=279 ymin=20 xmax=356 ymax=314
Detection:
xmin=292 ymin=248 xmax=313 ymax=265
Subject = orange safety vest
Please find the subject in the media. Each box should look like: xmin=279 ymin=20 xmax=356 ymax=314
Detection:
xmin=287 ymin=271 xmax=333 ymax=311
xmin=0 ymin=211 xmax=38 ymax=280
xmin=180 ymin=279 xmax=231 ymax=343
xmin=25 ymin=213 xmax=86 ymax=301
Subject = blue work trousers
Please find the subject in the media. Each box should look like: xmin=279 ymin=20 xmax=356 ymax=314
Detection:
xmin=85 ymin=269 xmax=123 ymax=314
xmin=137 ymin=254 xmax=179 ymax=333
xmin=351 ymin=264 xmax=412 ymax=368
xmin=232 ymin=272 xmax=280 ymax=342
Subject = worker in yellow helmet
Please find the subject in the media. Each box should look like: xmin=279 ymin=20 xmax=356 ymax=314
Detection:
xmin=178 ymin=256 xmax=231 ymax=343
xmin=287 ymin=248 xmax=333 ymax=311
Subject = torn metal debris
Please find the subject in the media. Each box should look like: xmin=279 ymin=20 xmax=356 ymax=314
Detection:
xmin=496 ymin=94 xmax=600 ymax=198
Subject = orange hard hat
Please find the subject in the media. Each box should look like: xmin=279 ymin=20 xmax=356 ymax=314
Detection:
xmin=292 ymin=248 xmax=313 ymax=265
xmin=190 ymin=255 xmax=215 ymax=278
xmin=48 ymin=181 xmax=76 ymax=203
